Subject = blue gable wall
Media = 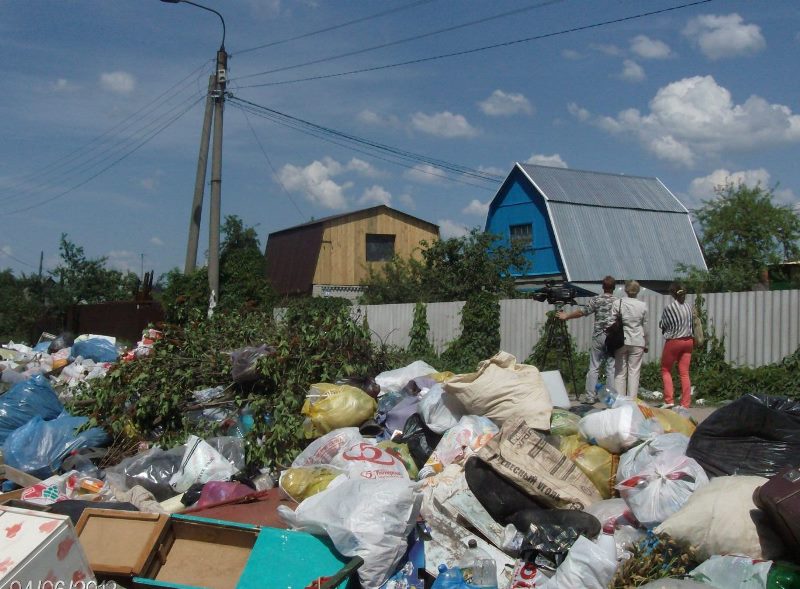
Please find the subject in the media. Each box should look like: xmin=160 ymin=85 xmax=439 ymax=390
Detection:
xmin=485 ymin=168 xmax=563 ymax=277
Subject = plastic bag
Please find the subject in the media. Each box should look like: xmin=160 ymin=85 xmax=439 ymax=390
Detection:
xmin=292 ymin=427 xmax=363 ymax=467
xmin=230 ymin=344 xmax=273 ymax=382
xmin=280 ymin=477 xmax=422 ymax=589
xmin=420 ymin=416 xmax=498 ymax=478
xmin=0 ymin=374 xmax=63 ymax=443
xmin=105 ymin=446 xmax=185 ymax=501
xmin=384 ymin=394 xmax=421 ymax=433
xmin=332 ymin=440 xmax=409 ymax=480
xmin=302 ymin=384 xmax=377 ymax=437
xmin=206 ymin=436 xmax=245 ymax=471
xmin=2 ymin=413 xmax=109 ymax=478
xmin=540 ymin=535 xmax=618 ymax=589
xmin=396 ymin=414 xmax=442 ymax=469
xmin=71 ymin=337 xmax=118 ymax=363
xmin=686 ymin=393 xmax=800 ymax=478
xmin=578 ymin=401 xmax=663 ymax=454
xmin=650 ymin=406 xmax=695 ymax=436
xmin=559 ymin=434 xmax=617 ymax=499
xmin=168 ymin=435 xmax=238 ymax=492
xmin=375 ymin=360 xmax=437 ymax=393
xmin=689 ymin=555 xmax=771 ymax=589
xmin=616 ymin=454 xmax=708 ymax=527
xmin=550 ymin=409 xmax=581 ymax=436
xmin=195 ymin=481 xmax=254 ymax=509
xmin=616 ymin=433 xmax=689 ymax=484
xmin=377 ymin=441 xmax=419 ymax=479
xmin=418 ymin=383 xmax=463 ymax=434
xmin=280 ymin=465 xmax=345 ymax=502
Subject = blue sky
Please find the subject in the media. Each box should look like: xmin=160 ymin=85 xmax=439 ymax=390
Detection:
xmin=1 ymin=0 xmax=798 ymax=279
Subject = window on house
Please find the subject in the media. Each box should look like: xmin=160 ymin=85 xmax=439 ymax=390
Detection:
xmin=510 ymin=223 xmax=533 ymax=248
xmin=366 ymin=233 xmax=395 ymax=261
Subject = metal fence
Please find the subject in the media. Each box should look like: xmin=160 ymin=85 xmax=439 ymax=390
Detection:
xmin=354 ymin=289 xmax=800 ymax=367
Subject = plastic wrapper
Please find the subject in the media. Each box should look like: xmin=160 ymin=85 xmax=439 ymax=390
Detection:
xmin=396 ymin=414 xmax=442 ymax=469
xmin=279 ymin=465 xmax=345 ymax=502
xmin=616 ymin=454 xmax=709 ymax=527
xmin=0 ymin=374 xmax=63 ymax=443
xmin=71 ymin=337 xmax=118 ymax=362
xmin=689 ymin=555 xmax=771 ymax=589
xmin=195 ymin=481 xmax=254 ymax=509
xmin=105 ymin=446 xmax=186 ymax=501
xmin=540 ymin=535 xmax=618 ymax=589
xmin=293 ymin=427 xmax=363 ymax=467
xmin=686 ymin=393 xmax=800 ymax=478
xmin=230 ymin=344 xmax=274 ymax=382
xmin=578 ymin=401 xmax=663 ymax=454
xmin=559 ymin=434 xmax=617 ymax=499
xmin=417 ymin=383 xmax=463 ymax=434
xmin=616 ymin=433 xmax=689 ymax=484
xmin=302 ymin=383 xmax=377 ymax=437
xmin=20 ymin=471 xmax=108 ymax=505
xmin=169 ymin=435 xmax=239 ymax=492
xmin=550 ymin=409 xmax=581 ymax=436
xmin=374 ymin=360 xmax=437 ymax=393
xmin=649 ymin=406 xmax=695 ymax=436
xmin=2 ymin=413 xmax=109 ymax=478
xmin=376 ymin=440 xmax=419 ymax=479
xmin=419 ymin=415 xmax=498 ymax=478
xmin=206 ymin=436 xmax=245 ymax=471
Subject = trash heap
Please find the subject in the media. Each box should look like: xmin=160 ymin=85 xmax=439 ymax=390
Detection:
xmin=1 ymin=338 xmax=799 ymax=589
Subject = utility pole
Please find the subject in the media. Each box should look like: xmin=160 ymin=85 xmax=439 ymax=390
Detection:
xmin=207 ymin=47 xmax=227 ymax=312
xmin=140 ymin=253 xmax=145 ymax=283
xmin=38 ymin=251 xmax=43 ymax=279
xmin=184 ymin=75 xmax=215 ymax=274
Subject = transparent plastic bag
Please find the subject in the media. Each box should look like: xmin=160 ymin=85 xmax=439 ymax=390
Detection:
xmin=169 ymin=435 xmax=238 ymax=492
xmin=689 ymin=555 xmax=771 ymax=589
xmin=559 ymin=434 xmax=616 ymax=499
xmin=292 ymin=427 xmax=363 ymax=467
xmin=578 ymin=401 xmax=663 ymax=454
xmin=230 ymin=344 xmax=274 ymax=382
xmin=617 ymin=433 xmax=689 ymax=484
xmin=302 ymin=384 xmax=377 ymax=437
xmin=418 ymin=383 xmax=463 ymax=434
xmin=105 ymin=446 xmax=186 ymax=501
xmin=279 ymin=465 xmax=345 ymax=502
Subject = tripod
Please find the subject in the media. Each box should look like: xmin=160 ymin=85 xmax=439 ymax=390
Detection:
xmin=534 ymin=303 xmax=579 ymax=401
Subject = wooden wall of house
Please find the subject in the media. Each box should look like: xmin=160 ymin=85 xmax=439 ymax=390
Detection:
xmin=313 ymin=209 xmax=438 ymax=286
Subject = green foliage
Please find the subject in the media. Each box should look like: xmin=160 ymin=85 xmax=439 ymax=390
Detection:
xmin=159 ymin=215 xmax=276 ymax=323
xmin=0 ymin=270 xmax=49 ymax=343
xmin=524 ymin=311 xmax=589 ymax=396
xmin=680 ymin=182 xmax=800 ymax=292
xmin=408 ymin=302 xmax=435 ymax=359
xmin=440 ymin=291 xmax=501 ymax=373
xmin=360 ymin=229 xmax=529 ymax=304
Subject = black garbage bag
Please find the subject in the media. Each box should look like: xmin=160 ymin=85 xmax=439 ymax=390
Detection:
xmin=396 ymin=414 xmax=441 ymax=469
xmin=230 ymin=344 xmax=275 ymax=383
xmin=686 ymin=393 xmax=800 ymax=478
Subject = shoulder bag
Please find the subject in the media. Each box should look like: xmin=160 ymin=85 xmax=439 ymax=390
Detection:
xmin=604 ymin=300 xmax=625 ymax=355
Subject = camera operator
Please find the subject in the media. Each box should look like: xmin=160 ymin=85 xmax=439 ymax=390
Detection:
xmin=556 ymin=275 xmax=617 ymax=404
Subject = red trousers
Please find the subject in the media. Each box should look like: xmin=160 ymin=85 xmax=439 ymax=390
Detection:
xmin=661 ymin=337 xmax=693 ymax=407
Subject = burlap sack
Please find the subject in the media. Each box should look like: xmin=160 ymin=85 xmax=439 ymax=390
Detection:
xmin=476 ymin=417 xmax=602 ymax=510
xmin=443 ymin=351 xmax=552 ymax=430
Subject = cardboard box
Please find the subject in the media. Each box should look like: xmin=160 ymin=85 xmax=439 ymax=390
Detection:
xmin=0 ymin=505 xmax=95 ymax=589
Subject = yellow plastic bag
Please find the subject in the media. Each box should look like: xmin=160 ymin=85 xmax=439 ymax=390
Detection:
xmin=377 ymin=440 xmax=418 ymax=478
xmin=550 ymin=408 xmax=580 ymax=436
xmin=279 ymin=465 xmax=343 ymax=502
xmin=649 ymin=406 xmax=696 ymax=436
xmin=429 ymin=371 xmax=455 ymax=383
xmin=302 ymin=384 xmax=377 ymax=438
xmin=560 ymin=434 xmax=618 ymax=499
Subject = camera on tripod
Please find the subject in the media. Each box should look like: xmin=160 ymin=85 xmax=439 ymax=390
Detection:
xmin=531 ymin=281 xmax=578 ymax=305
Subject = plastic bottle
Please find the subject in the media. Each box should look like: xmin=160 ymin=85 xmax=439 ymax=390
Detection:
xmin=596 ymin=383 xmax=619 ymax=407
xmin=432 ymin=564 xmax=466 ymax=589
xmin=458 ymin=539 xmax=498 ymax=588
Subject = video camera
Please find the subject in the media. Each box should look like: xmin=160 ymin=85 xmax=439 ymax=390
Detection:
xmin=531 ymin=281 xmax=578 ymax=305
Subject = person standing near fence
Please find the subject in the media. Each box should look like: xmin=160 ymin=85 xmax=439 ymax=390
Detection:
xmin=614 ymin=280 xmax=648 ymax=400
xmin=659 ymin=282 xmax=694 ymax=409
xmin=557 ymin=275 xmax=617 ymax=403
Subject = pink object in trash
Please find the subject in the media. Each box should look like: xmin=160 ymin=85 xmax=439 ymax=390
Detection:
xmin=195 ymin=482 xmax=253 ymax=509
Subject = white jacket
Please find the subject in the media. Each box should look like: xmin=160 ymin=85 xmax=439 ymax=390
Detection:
xmin=613 ymin=297 xmax=648 ymax=348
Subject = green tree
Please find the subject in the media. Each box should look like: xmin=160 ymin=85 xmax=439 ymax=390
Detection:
xmin=0 ymin=270 xmax=49 ymax=343
xmin=680 ymin=182 xmax=800 ymax=292
xmin=360 ymin=229 xmax=529 ymax=304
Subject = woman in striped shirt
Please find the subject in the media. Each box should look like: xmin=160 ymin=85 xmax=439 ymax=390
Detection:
xmin=659 ymin=282 xmax=694 ymax=408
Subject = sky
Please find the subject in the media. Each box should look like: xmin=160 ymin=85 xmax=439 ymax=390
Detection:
xmin=1 ymin=0 xmax=799 ymax=280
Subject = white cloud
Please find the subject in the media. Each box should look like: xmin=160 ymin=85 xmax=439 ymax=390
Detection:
xmin=478 ymin=165 xmax=506 ymax=177
xmin=359 ymin=185 xmax=392 ymax=206
xmin=438 ymin=219 xmax=470 ymax=238
xmin=140 ymin=177 xmax=157 ymax=191
xmin=106 ymin=250 xmax=138 ymax=273
xmin=100 ymin=71 xmax=136 ymax=94
xmin=357 ymin=109 xmax=400 ymax=127
xmin=688 ymin=168 xmax=771 ymax=203
xmin=525 ymin=153 xmax=568 ymax=168
xmin=1 ymin=245 xmax=13 ymax=256
xmin=410 ymin=111 xmax=478 ymax=138
xmin=149 ymin=237 xmax=164 ymax=247
xmin=630 ymin=35 xmax=673 ymax=59
xmin=398 ymin=194 xmax=416 ymax=209
xmin=567 ymin=102 xmax=590 ymax=122
xmin=590 ymin=43 xmax=622 ymax=56
xmin=593 ymin=76 xmax=800 ymax=167
xmin=345 ymin=158 xmax=382 ymax=178
xmin=561 ymin=49 xmax=583 ymax=60
xmin=277 ymin=157 xmax=351 ymax=209
xmin=478 ymin=90 xmax=533 ymax=116
xmin=462 ymin=199 xmax=490 ymax=216
xmin=52 ymin=78 xmax=77 ymax=92
xmin=620 ymin=59 xmax=645 ymax=82
xmin=405 ymin=164 xmax=446 ymax=184
xmin=683 ymin=14 xmax=766 ymax=60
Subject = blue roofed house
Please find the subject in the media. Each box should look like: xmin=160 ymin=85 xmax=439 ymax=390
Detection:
xmin=485 ymin=163 xmax=707 ymax=294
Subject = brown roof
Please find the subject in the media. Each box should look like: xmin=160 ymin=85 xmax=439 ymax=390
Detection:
xmin=267 ymin=205 xmax=438 ymax=237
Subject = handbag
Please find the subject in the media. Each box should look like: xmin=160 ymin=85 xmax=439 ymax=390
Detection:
xmin=604 ymin=300 xmax=625 ymax=355
xmin=692 ymin=303 xmax=705 ymax=348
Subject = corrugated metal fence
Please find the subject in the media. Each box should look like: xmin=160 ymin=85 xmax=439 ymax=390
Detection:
xmin=354 ymin=289 xmax=800 ymax=367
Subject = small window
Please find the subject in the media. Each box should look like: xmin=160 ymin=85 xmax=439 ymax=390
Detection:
xmin=366 ymin=233 xmax=395 ymax=261
xmin=510 ymin=223 xmax=533 ymax=247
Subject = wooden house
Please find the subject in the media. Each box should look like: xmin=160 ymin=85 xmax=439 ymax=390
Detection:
xmin=264 ymin=205 xmax=439 ymax=298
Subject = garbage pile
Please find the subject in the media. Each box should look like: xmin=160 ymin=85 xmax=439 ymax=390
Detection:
xmin=1 ymin=339 xmax=799 ymax=589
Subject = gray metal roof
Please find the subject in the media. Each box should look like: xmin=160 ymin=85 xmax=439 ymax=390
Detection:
xmin=519 ymin=163 xmax=687 ymax=213
xmin=548 ymin=202 xmax=706 ymax=281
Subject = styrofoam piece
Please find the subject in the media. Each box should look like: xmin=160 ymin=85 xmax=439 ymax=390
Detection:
xmin=541 ymin=371 xmax=571 ymax=408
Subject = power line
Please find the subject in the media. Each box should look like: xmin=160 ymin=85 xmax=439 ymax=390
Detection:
xmin=0 ymin=249 xmax=37 ymax=270
xmin=7 ymin=95 xmax=204 ymax=215
xmin=233 ymin=0 xmax=438 ymax=56
xmin=237 ymin=105 xmax=307 ymax=220
xmin=234 ymin=0 xmax=563 ymax=81
xmin=236 ymin=0 xmax=715 ymax=88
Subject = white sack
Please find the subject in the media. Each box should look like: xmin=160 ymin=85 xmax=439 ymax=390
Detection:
xmin=375 ymin=360 xmax=437 ymax=393
xmin=169 ymin=435 xmax=238 ymax=492
xmin=417 ymin=383 xmax=463 ymax=433
xmin=578 ymin=402 xmax=663 ymax=454
xmin=617 ymin=432 xmax=690 ymax=483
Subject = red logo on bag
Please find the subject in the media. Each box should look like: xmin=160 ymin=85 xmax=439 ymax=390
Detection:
xmin=5 ymin=523 xmax=22 ymax=538
xmin=341 ymin=443 xmax=396 ymax=465
xmin=39 ymin=519 xmax=59 ymax=534
xmin=57 ymin=537 xmax=75 ymax=560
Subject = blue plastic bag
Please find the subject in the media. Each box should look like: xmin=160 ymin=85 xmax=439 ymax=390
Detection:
xmin=72 ymin=338 xmax=118 ymax=363
xmin=0 ymin=374 xmax=64 ymax=443
xmin=2 ymin=412 xmax=109 ymax=478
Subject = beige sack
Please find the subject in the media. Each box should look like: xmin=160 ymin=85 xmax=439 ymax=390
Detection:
xmin=476 ymin=417 xmax=602 ymax=510
xmin=655 ymin=475 xmax=785 ymax=560
xmin=444 ymin=351 xmax=552 ymax=430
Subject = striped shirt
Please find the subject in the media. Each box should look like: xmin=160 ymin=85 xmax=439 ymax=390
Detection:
xmin=660 ymin=300 xmax=693 ymax=339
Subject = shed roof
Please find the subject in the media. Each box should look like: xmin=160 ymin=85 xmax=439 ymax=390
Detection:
xmin=268 ymin=204 xmax=438 ymax=237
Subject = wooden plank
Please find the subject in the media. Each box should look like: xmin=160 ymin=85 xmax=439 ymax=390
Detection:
xmin=0 ymin=464 xmax=42 ymax=488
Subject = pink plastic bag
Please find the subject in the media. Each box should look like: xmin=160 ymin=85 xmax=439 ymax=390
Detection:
xmin=195 ymin=481 xmax=253 ymax=508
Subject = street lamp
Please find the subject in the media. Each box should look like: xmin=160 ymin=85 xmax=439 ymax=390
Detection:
xmin=160 ymin=0 xmax=227 ymax=315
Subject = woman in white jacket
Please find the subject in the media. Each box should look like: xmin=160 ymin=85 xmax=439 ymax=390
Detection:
xmin=613 ymin=280 xmax=649 ymax=399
